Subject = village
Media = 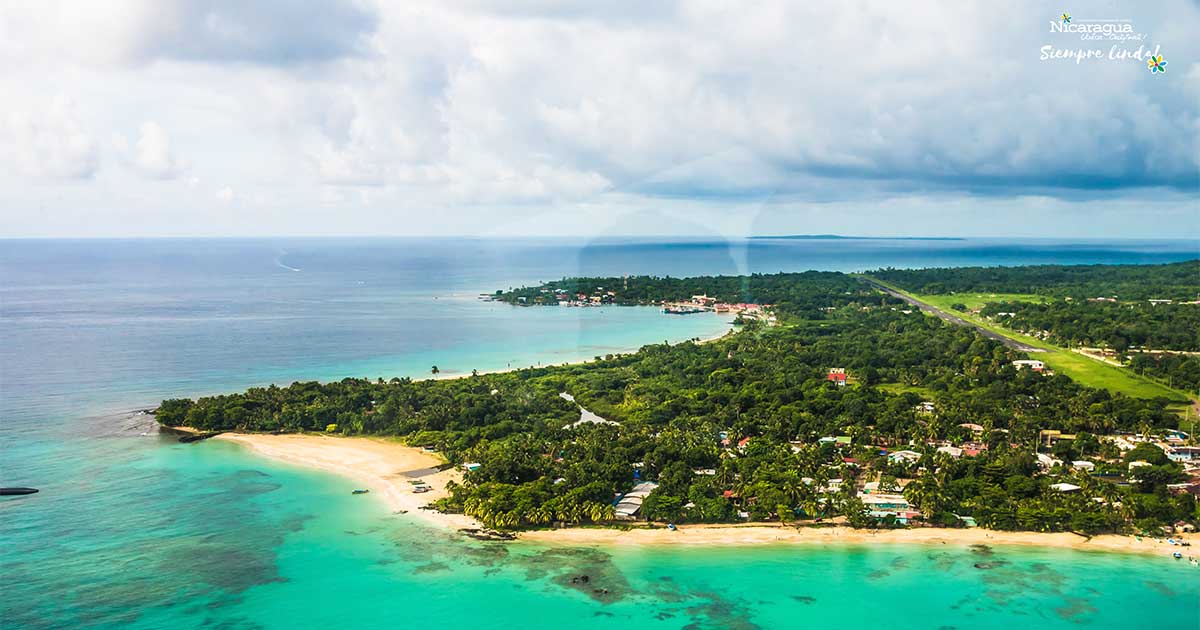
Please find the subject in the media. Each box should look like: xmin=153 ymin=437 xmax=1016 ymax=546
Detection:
xmin=498 ymin=285 xmax=778 ymax=323
xmin=598 ymin=365 xmax=1198 ymax=541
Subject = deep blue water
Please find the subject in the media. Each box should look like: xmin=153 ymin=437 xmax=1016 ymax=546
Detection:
xmin=1 ymin=237 xmax=1198 ymax=629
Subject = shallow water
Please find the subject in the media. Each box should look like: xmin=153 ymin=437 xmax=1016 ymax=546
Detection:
xmin=2 ymin=237 xmax=1197 ymax=629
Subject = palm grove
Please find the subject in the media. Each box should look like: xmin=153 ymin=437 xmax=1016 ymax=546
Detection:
xmin=156 ymin=265 xmax=1199 ymax=533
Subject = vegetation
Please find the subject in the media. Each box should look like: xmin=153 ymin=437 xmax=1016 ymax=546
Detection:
xmin=872 ymin=261 xmax=1200 ymax=401
xmin=979 ymin=301 xmax=1200 ymax=352
xmin=158 ymin=266 xmax=1200 ymax=533
xmin=873 ymin=260 xmax=1200 ymax=300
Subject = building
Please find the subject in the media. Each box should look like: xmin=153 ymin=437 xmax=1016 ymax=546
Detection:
xmin=1071 ymin=460 xmax=1096 ymax=471
xmin=827 ymin=368 xmax=848 ymax=386
xmin=1168 ymin=446 xmax=1200 ymax=462
xmin=1036 ymin=453 xmax=1062 ymax=469
xmin=888 ymin=450 xmax=922 ymax=464
xmin=1049 ymin=482 xmax=1081 ymax=493
xmin=915 ymin=401 xmax=936 ymax=414
xmin=614 ymin=482 xmax=659 ymax=519
xmin=936 ymin=446 xmax=963 ymax=458
xmin=958 ymin=422 xmax=985 ymax=434
xmin=1012 ymin=359 xmax=1046 ymax=371
xmin=859 ymin=493 xmax=918 ymax=523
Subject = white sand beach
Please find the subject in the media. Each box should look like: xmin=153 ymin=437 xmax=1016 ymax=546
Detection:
xmin=209 ymin=432 xmax=1188 ymax=557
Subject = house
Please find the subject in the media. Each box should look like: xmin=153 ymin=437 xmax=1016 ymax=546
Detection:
xmin=462 ymin=462 xmax=482 ymax=472
xmin=737 ymin=436 xmax=753 ymax=450
xmin=860 ymin=493 xmax=918 ymax=523
xmin=827 ymin=369 xmax=848 ymax=386
xmin=1012 ymin=359 xmax=1046 ymax=371
xmin=888 ymin=450 xmax=922 ymax=464
xmin=958 ymin=422 xmax=985 ymax=434
xmin=1165 ymin=430 xmax=1190 ymax=444
xmin=1167 ymin=446 xmax=1200 ymax=462
xmin=960 ymin=442 xmax=988 ymax=457
xmin=936 ymin=446 xmax=963 ymax=458
xmin=1071 ymin=460 xmax=1096 ymax=471
xmin=1049 ymin=482 xmax=1081 ymax=493
xmin=915 ymin=401 xmax=936 ymax=414
xmin=1036 ymin=453 xmax=1062 ymax=469
xmin=614 ymin=481 xmax=659 ymax=519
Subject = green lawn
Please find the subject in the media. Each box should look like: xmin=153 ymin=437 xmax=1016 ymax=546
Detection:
xmin=876 ymin=382 xmax=938 ymax=398
xmin=920 ymin=292 xmax=1049 ymax=311
xmin=861 ymin=278 xmax=1193 ymax=403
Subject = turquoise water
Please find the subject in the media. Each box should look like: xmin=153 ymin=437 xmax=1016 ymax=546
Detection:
xmin=2 ymin=238 xmax=1198 ymax=628
xmin=7 ymin=438 xmax=1196 ymax=629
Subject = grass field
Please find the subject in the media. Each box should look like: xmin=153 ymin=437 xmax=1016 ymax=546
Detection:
xmin=867 ymin=284 xmax=1195 ymax=403
xmin=876 ymin=382 xmax=938 ymax=398
xmin=922 ymin=292 xmax=1050 ymax=310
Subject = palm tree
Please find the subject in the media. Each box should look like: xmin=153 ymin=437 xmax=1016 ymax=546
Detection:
xmin=431 ymin=365 xmax=440 ymax=375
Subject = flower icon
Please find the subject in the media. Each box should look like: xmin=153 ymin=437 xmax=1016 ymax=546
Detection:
xmin=1147 ymin=54 xmax=1167 ymax=73
xmin=1060 ymin=13 xmax=1071 ymax=24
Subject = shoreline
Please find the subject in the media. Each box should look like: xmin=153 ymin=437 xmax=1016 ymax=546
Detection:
xmin=429 ymin=314 xmax=734 ymax=381
xmin=207 ymin=432 xmax=1187 ymax=558
xmin=212 ymin=432 xmax=481 ymax=530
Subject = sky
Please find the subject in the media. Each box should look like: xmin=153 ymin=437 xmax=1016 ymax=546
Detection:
xmin=0 ymin=1 xmax=1197 ymax=239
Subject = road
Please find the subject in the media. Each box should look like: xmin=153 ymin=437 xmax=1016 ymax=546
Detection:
xmin=861 ymin=278 xmax=1046 ymax=353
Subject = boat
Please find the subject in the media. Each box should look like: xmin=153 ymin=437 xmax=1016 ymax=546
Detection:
xmin=1173 ymin=551 xmax=1182 ymax=559
xmin=413 ymin=486 xmax=432 ymax=493
xmin=0 ymin=487 xmax=39 ymax=496
xmin=352 ymin=489 xmax=370 ymax=495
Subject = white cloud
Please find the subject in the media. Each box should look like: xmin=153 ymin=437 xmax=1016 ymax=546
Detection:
xmin=0 ymin=1 xmax=1196 ymax=237
xmin=114 ymin=122 xmax=189 ymax=179
xmin=2 ymin=97 xmax=99 ymax=180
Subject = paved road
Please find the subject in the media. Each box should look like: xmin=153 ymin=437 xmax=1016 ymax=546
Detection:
xmin=862 ymin=278 xmax=1046 ymax=353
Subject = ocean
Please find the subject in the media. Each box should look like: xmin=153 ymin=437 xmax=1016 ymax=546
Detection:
xmin=2 ymin=237 xmax=1198 ymax=629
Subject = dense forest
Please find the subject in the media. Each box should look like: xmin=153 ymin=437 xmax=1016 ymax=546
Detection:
xmin=495 ymin=271 xmax=884 ymax=315
xmin=978 ymin=300 xmax=1200 ymax=352
xmin=876 ymin=260 xmax=1200 ymax=394
xmin=873 ymin=260 xmax=1200 ymax=300
xmin=158 ymin=267 xmax=1198 ymax=534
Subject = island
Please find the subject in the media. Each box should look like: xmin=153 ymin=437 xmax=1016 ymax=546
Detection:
xmin=155 ymin=261 xmax=1200 ymax=552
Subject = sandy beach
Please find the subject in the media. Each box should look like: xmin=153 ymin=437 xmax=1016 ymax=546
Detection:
xmin=213 ymin=432 xmax=480 ymax=529
xmin=520 ymin=522 xmax=1184 ymax=557
xmin=206 ymin=432 xmax=1190 ymax=558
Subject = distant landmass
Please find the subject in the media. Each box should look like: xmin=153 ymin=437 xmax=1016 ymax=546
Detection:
xmin=750 ymin=234 xmax=966 ymax=241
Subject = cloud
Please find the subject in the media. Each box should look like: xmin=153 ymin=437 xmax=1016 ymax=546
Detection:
xmin=0 ymin=1 xmax=1196 ymax=237
xmin=2 ymin=0 xmax=378 ymax=67
xmin=2 ymin=97 xmax=99 ymax=180
xmin=113 ymin=122 xmax=189 ymax=179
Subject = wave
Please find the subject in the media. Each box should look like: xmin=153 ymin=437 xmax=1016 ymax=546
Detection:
xmin=275 ymin=250 xmax=302 ymax=272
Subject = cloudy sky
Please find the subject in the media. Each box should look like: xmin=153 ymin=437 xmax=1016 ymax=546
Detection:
xmin=1 ymin=1 xmax=1197 ymax=238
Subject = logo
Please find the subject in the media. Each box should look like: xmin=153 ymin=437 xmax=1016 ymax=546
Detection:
xmin=1040 ymin=11 xmax=1166 ymax=72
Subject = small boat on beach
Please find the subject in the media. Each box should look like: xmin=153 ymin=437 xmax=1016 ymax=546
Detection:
xmin=352 ymin=489 xmax=370 ymax=495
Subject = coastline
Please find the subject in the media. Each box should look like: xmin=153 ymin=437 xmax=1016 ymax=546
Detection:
xmin=212 ymin=432 xmax=481 ymax=530
xmin=208 ymin=432 xmax=1185 ymax=558
xmin=428 ymin=314 xmax=734 ymax=381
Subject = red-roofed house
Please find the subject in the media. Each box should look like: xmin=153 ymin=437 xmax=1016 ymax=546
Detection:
xmin=827 ymin=369 xmax=848 ymax=386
